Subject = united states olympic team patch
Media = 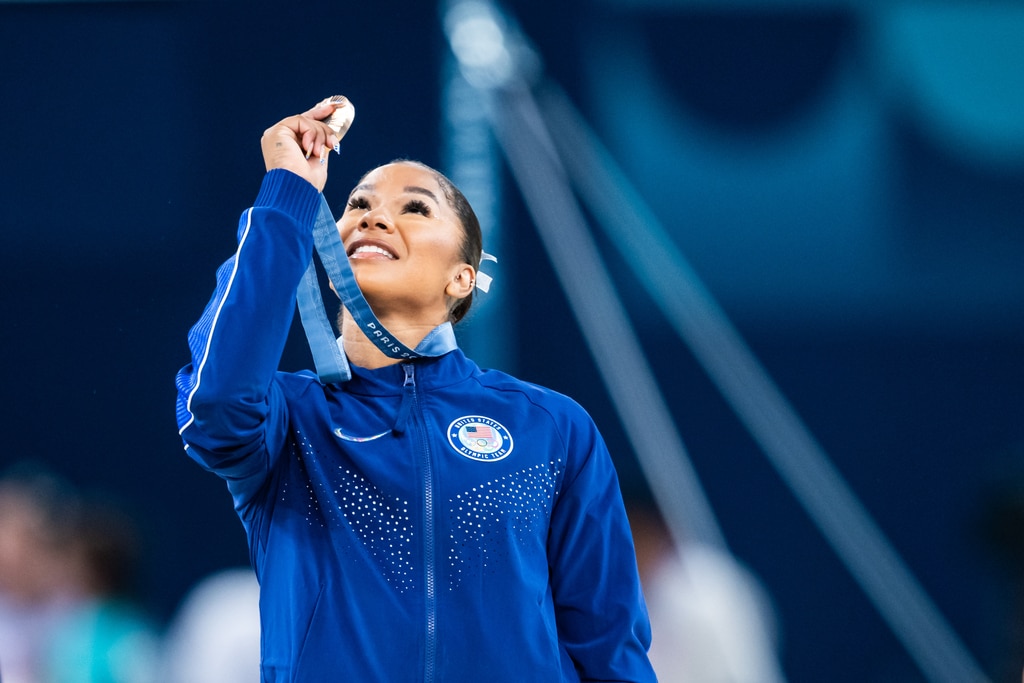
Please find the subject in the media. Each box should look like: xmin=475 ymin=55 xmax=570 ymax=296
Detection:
xmin=447 ymin=416 xmax=514 ymax=462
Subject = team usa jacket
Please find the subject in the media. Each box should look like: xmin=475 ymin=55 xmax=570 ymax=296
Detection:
xmin=175 ymin=169 xmax=657 ymax=682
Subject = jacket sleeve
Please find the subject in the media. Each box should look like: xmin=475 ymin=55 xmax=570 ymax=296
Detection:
xmin=547 ymin=411 xmax=658 ymax=683
xmin=174 ymin=169 xmax=323 ymax=508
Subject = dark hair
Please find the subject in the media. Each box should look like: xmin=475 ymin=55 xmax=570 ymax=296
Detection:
xmin=71 ymin=498 xmax=143 ymax=598
xmin=383 ymin=160 xmax=483 ymax=323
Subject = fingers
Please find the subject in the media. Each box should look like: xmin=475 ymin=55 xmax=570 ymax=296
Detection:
xmin=260 ymin=123 xmax=334 ymax=193
xmin=259 ymin=100 xmax=349 ymax=191
xmin=262 ymin=115 xmax=338 ymax=167
xmin=297 ymin=120 xmax=340 ymax=162
xmin=264 ymin=97 xmax=348 ymax=160
xmin=301 ymin=98 xmax=341 ymax=120
xmin=262 ymin=112 xmax=339 ymax=154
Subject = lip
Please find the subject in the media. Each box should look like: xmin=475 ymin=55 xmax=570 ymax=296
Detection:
xmin=346 ymin=238 xmax=398 ymax=260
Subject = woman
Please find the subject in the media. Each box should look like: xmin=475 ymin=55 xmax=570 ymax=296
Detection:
xmin=175 ymin=100 xmax=656 ymax=682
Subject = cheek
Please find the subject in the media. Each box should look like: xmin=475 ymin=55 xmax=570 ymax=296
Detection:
xmin=422 ymin=247 xmax=464 ymax=277
xmin=418 ymin=228 xmax=466 ymax=262
xmin=336 ymin=220 xmax=351 ymax=240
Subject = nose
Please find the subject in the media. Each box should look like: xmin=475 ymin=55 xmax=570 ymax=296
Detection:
xmin=358 ymin=207 xmax=394 ymax=232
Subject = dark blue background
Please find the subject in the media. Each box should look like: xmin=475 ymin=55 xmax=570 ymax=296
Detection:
xmin=2 ymin=1 xmax=1022 ymax=681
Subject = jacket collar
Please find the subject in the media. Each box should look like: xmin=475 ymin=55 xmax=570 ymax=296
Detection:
xmin=342 ymin=349 xmax=477 ymax=396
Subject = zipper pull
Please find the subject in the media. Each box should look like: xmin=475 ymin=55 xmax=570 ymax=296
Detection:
xmin=392 ymin=364 xmax=416 ymax=435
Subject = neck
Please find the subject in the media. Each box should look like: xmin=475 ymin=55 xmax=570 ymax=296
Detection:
xmin=340 ymin=308 xmax=448 ymax=370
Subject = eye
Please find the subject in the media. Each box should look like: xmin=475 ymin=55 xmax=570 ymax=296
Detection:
xmin=403 ymin=199 xmax=431 ymax=217
xmin=346 ymin=196 xmax=370 ymax=211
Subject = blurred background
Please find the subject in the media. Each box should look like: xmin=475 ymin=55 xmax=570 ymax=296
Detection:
xmin=1 ymin=0 xmax=1022 ymax=681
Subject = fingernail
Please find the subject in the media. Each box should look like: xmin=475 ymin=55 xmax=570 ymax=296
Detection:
xmin=333 ymin=142 xmax=341 ymax=154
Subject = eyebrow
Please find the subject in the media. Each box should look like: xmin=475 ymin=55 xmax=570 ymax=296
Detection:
xmin=404 ymin=186 xmax=439 ymax=203
xmin=349 ymin=184 xmax=438 ymax=203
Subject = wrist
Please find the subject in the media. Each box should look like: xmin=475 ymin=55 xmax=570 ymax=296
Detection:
xmin=253 ymin=169 xmax=323 ymax=227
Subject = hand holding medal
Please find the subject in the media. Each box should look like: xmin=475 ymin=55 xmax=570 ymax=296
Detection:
xmin=260 ymin=95 xmax=355 ymax=191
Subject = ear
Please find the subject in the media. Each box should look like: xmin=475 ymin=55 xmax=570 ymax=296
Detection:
xmin=445 ymin=264 xmax=477 ymax=299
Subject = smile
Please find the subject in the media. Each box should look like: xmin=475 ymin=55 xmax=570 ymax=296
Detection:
xmin=349 ymin=244 xmax=397 ymax=260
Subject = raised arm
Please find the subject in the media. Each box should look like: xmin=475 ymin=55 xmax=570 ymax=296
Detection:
xmin=174 ymin=102 xmax=342 ymax=502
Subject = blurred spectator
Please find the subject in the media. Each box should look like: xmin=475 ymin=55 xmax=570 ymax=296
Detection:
xmin=0 ymin=464 xmax=158 ymax=683
xmin=42 ymin=496 xmax=159 ymax=683
xmin=630 ymin=504 xmax=787 ymax=683
xmin=159 ymin=567 xmax=260 ymax=683
xmin=0 ymin=466 xmax=79 ymax=683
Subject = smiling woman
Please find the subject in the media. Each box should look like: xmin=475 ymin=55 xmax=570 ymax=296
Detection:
xmin=173 ymin=99 xmax=656 ymax=682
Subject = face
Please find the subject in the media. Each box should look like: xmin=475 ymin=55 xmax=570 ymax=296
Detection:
xmin=0 ymin=487 xmax=66 ymax=602
xmin=338 ymin=162 xmax=473 ymax=321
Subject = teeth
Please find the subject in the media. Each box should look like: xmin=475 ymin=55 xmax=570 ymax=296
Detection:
xmin=351 ymin=245 xmax=395 ymax=259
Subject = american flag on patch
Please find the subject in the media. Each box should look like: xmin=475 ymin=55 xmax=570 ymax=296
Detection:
xmin=466 ymin=424 xmax=494 ymax=439
xmin=463 ymin=423 xmax=501 ymax=450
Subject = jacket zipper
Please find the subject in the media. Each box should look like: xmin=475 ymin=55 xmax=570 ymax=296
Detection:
xmin=404 ymin=363 xmax=437 ymax=683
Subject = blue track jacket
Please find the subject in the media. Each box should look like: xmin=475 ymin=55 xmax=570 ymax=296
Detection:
xmin=175 ymin=170 xmax=656 ymax=682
